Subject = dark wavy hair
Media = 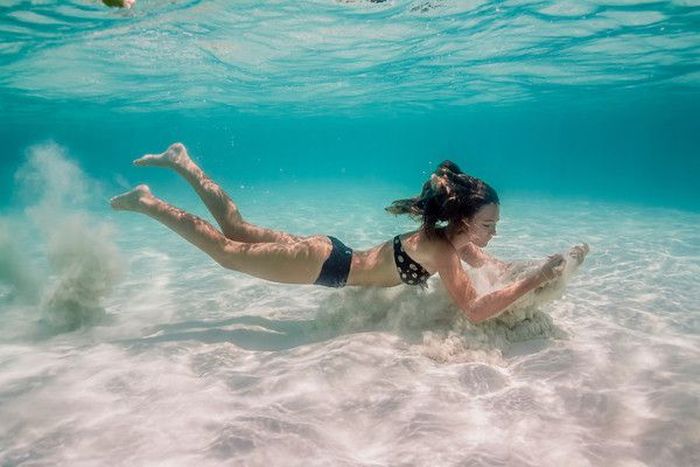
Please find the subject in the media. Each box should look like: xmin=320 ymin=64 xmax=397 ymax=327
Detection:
xmin=385 ymin=160 xmax=499 ymax=238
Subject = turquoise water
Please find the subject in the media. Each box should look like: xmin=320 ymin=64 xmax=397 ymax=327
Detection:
xmin=1 ymin=1 xmax=700 ymax=465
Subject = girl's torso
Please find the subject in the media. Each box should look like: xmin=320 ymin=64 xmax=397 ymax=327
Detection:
xmin=346 ymin=230 xmax=442 ymax=287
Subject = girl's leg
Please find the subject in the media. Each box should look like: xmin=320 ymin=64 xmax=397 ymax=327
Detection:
xmin=110 ymin=185 xmax=330 ymax=284
xmin=134 ymin=143 xmax=303 ymax=244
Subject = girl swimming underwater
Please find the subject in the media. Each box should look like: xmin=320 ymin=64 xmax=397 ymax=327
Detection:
xmin=111 ymin=143 xmax=581 ymax=323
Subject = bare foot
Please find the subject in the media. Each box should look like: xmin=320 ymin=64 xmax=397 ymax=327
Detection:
xmin=133 ymin=143 xmax=191 ymax=170
xmin=110 ymin=184 xmax=153 ymax=212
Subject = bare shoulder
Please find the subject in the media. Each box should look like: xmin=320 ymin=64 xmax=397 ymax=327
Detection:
xmin=418 ymin=232 xmax=459 ymax=270
xmin=435 ymin=239 xmax=462 ymax=270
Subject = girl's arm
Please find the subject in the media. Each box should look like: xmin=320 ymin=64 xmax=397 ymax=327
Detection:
xmin=437 ymin=244 xmax=563 ymax=324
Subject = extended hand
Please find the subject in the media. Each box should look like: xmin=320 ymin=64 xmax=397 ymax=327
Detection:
xmin=569 ymin=243 xmax=590 ymax=265
xmin=537 ymin=254 xmax=565 ymax=282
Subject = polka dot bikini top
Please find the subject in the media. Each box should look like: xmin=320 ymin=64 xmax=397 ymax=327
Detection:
xmin=393 ymin=235 xmax=432 ymax=286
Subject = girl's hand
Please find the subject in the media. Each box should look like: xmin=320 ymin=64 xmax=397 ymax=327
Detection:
xmin=536 ymin=254 xmax=565 ymax=283
xmin=569 ymin=243 xmax=590 ymax=265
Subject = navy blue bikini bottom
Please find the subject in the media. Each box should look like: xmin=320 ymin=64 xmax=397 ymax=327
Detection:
xmin=314 ymin=236 xmax=353 ymax=288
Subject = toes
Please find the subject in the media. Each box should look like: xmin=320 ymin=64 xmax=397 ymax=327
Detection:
xmin=133 ymin=154 xmax=155 ymax=166
xmin=109 ymin=194 xmax=128 ymax=210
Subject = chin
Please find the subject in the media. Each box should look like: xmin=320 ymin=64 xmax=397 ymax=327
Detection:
xmin=467 ymin=239 xmax=489 ymax=248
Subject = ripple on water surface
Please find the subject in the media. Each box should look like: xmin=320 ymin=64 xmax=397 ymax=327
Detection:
xmin=1 ymin=0 xmax=698 ymax=113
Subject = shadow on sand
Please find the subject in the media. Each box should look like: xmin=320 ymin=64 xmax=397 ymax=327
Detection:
xmin=118 ymin=314 xmax=364 ymax=351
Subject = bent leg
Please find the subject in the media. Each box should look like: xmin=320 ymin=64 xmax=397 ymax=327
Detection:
xmin=110 ymin=185 xmax=329 ymax=284
xmin=134 ymin=143 xmax=304 ymax=244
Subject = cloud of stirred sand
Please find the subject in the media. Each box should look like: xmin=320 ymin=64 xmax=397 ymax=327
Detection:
xmin=0 ymin=142 xmax=123 ymax=332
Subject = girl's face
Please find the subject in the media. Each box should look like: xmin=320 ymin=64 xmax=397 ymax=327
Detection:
xmin=460 ymin=203 xmax=500 ymax=248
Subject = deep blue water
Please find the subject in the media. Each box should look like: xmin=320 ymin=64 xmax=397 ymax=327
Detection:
xmin=2 ymin=94 xmax=699 ymax=212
